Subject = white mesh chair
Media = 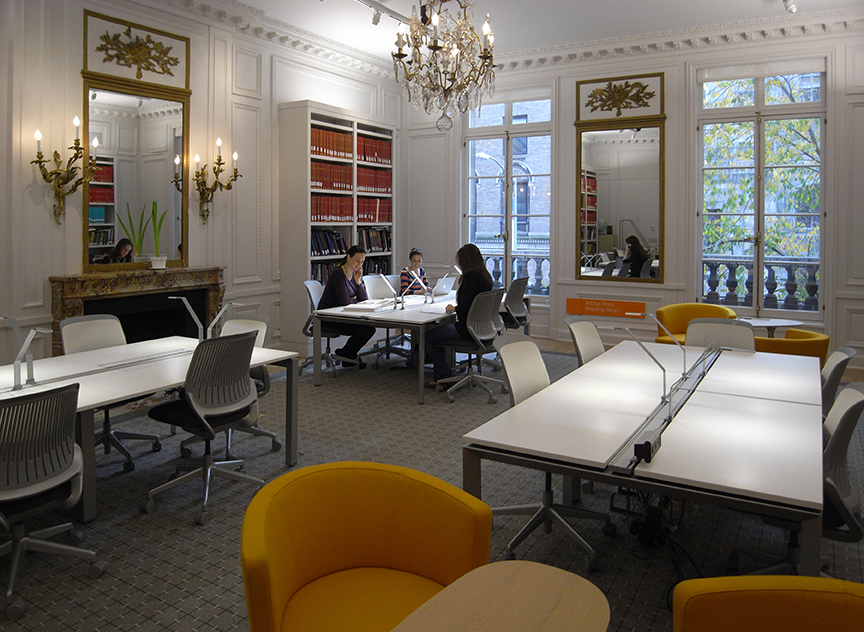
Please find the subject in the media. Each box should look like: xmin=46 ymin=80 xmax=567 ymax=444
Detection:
xmin=490 ymin=334 xmax=615 ymax=569
xmin=300 ymin=280 xmax=341 ymax=376
xmin=822 ymin=346 xmax=856 ymax=421
xmin=436 ymin=289 xmax=508 ymax=404
xmin=564 ymin=315 xmax=606 ymax=366
xmin=143 ymin=331 xmax=264 ymax=525
xmin=0 ymin=384 xmax=106 ymax=620
xmin=684 ymin=317 xmax=755 ymax=351
xmin=360 ymin=276 xmax=410 ymax=366
xmin=60 ymin=314 xmax=161 ymax=472
xmin=502 ymin=277 xmax=531 ymax=332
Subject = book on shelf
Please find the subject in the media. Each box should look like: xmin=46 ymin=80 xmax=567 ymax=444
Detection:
xmin=357 ymin=136 xmax=391 ymax=165
xmin=362 ymin=257 xmax=390 ymax=276
xmin=357 ymin=198 xmax=392 ymax=223
xmin=311 ymin=127 xmax=352 ymax=160
xmin=311 ymin=162 xmax=352 ymax=191
xmin=356 ymin=167 xmax=392 ymax=194
xmin=92 ymin=164 xmax=113 ymax=183
xmin=311 ymin=195 xmax=353 ymax=222
xmin=88 ymin=186 xmax=114 ymax=204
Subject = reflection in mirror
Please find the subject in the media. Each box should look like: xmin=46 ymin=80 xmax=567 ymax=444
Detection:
xmin=83 ymin=83 xmax=188 ymax=269
xmin=576 ymin=119 xmax=664 ymax=282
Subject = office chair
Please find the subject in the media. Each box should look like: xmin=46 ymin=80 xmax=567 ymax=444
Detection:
xmin=299 ymin=279 xmax=340 ymax=376
xmin=359 ymin=275 xmax=410 ymax=366
xmin=685 ymin=317 xmax=755 ymax=351
xmin=640 ymin=259 xmax=654 ymax=278
xmin=754 ymin=329 xmax=830 ymax=367
xmin=179 ymin=317 xmax=281 ymax=459
xmin=673 ymin=575 xmax=864 ymax=632
xmin=654 ymin=303 xmax=737 ymax=345
xmin=564 ymin=315 xmax=606 ymax=366
xmin=143 ymin=331 xmax=265 ymax=525
xmin=0 ymin=384 xmax=106 ymax=621
xmin=601 ymin=261 xmax=616 ymax=276
xmin=436 ymin=289 xmax=508 ymax=404
xmin=241 ymin=461 xmax=492 ymax=632
xmin=821 ymin=346 xmax=856 ymax=420
xmin=60 ymin=313 xmax=161 ymax=472
xmin=501 ymin=277 xmax=531 ymax=332
xmin=490 ymin=335 xmax=615 ymax=569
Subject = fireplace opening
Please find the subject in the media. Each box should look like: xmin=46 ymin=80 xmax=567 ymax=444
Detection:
xmin=84 ymin=289 xmax=207 ymax=343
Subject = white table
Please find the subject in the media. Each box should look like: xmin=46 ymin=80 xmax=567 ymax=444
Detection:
xmin=462 ymin=341 xmax=824 ymax=575
xmin=739 ymin=317 xmax=803 ymax=337
xmin=313 ymin=295 xmax=455 ymax=404
xmin=0 ymin=336 xmax=298 ymax=522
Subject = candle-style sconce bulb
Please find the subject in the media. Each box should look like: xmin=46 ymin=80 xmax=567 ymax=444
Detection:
xmin=171 ymin=154 xmax=183 ymax=193
xmin=183 ymin=139 xmax=242 ymax=223
xmin=31 ymin=120 xmax=95 ymax=223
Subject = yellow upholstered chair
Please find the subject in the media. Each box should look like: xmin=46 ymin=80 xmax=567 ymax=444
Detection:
xmin=673 ymin=575 xmax=864 ymax=632
xmin=655 ymin=303 xmax=737 ymax=345
xmin=241 ymin=461 xmax=492 ymax=632
xmin=754 ymin=328 xmax=830 ymax=367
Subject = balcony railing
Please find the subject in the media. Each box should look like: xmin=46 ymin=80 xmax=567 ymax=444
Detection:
xmin=480 ymin=254 xmax=550 ymax=296
xmin=702 ymin=255 xmax=819 ymax=311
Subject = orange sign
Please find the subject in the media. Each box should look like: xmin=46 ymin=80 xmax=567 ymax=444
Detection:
xmin=566 ymin=298 xmax=646 ymax=319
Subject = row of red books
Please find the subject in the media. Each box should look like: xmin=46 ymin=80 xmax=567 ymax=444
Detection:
xmin=357 ymin=197 xmax=392 ymax=223
xmin=357 ymin=227 xmax=391 ymax=253
xmin=357 ymin=136 xmax=391 ymax=165
xmin=581 ymin=175 xmax=598 ymax=194
xmin=92 ymin=165 xmax=114 ymax=183
xmin=581 ymin=210 xmax=598 ymax=223
xmin=356 ymin=167 xmax=392 ymax=194
xmin=89 ymin=186 xmax=115 ymax=203
xmin=311 ymin=127 xmax=352 ymax=160
xmin=311 ymin=162 xmax=353 ymax=191
xmin=311 ymin=196 xmax=354 ymax=222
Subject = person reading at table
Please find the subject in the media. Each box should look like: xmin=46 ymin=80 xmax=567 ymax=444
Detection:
xmin=424 ymin=243 xmax=493 ymax=388
xmin=623 ymin=235 xmax=649 ymax=278
xmin=400 ymin=248 xmax=429 ymax=295
xmin=318 ymin=245 xmax=376 ymax=368
xmin=101 ymin=238 xmax=136 ymax=263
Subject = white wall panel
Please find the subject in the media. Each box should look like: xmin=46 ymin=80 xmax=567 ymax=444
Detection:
xmin=231 ymin=103 xmax=262 ymax=283
xmin=272 ymin=57 xmax=376 ymax=116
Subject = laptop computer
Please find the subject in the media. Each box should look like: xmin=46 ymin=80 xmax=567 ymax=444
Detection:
xmin=432 ymin=274 xmax=456 ymax=296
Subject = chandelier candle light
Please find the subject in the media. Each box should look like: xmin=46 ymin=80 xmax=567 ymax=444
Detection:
xmin=393 ymin=0 xmax=495 ymax=132
xmin=32 ymin=117 xmax=97 ymax=224
xmin=172 ymin=137 xmax=242 ymax=223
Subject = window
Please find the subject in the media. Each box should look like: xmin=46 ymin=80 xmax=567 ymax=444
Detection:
xmin=698 ymin=65 xmax=823 ymax=313
xmin=465 ymin=99 xmax=552 ymax=295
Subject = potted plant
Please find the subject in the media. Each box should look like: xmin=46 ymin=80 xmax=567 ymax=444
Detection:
xmin=148 ymin=202 xmax=169 ymax=269
xmin=117 ymin=203 xmax=150 ymax=262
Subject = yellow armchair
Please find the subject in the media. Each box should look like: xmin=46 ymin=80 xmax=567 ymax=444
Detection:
xmin=673 ymin=575 xmax=864 ymax=632
xmin=754 ymin=328 xmax=830 ymax=367
xmin=241 ymin=461 xmax=492 ymax=632
xmin=655 ymin=303 xmax=737 ymax=345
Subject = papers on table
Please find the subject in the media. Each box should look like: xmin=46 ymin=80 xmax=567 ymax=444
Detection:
xmin=342 ymin=299 xmax=391 ymax=312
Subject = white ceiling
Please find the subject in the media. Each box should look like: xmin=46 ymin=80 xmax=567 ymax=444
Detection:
xmin=211 ymin=0 xmax=861 ymax=60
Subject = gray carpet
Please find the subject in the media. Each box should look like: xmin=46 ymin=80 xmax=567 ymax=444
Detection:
xmin=4 ymin=351 xmax=863 ymax=631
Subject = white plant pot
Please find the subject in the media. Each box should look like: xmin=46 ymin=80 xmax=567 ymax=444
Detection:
xmin=150 ymin=256 xmax=168 ymax=269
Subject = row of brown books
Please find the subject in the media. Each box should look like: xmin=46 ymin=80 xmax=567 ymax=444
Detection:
xmin=357 ymin=136 xmax=391 ymax=165
xmin=356 ymin=167 xmax=392 ymax=194
xmin=311 ymin=195 xmax=353 ymax=222
xmin=311 ymin=127 xmax=352 ymax=159
xmin=89 ymin=186 xmax=114 ymax=203
xmin=581 ymin=175 xmax=597 ymax=193
xmin=357 ymin=227 xmax=391 ymax=253
xmin=357 ymin=198 xmax=392 ymax=223
xmin=92 ymin=165 xmax=114 ymax=183
xmin=311 ymin=162 xmax=353 ymax=191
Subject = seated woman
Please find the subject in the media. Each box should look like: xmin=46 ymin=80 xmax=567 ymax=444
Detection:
xmin=101 ymin=238 xmax=136 ymax=263
xmin=318 ymin=245 xmax=376 ymax=368
xmin=400 ymin=248 xmax=429 ymax=295
xmin=424 ymin=243 xmax=493 ymax=388
xmin=623 ymin=235 xmax=649 ymax=278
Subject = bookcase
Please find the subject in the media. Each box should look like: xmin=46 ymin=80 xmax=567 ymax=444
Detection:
xmin=579 ymin=168 xmax=598 ymax=262
xmin=279 ymin=100 xmax=395 ymax=355
xmin=87 ymin=157 xmax=116 ymax=263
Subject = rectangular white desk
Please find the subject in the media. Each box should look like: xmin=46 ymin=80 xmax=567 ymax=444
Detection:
xmin=0 ymin=336 xmax=298 ymax=522
xmin=462 ymin=341 xmax=824 ymax=575
xmin=313 ymin=295 xmax=455 ymax=404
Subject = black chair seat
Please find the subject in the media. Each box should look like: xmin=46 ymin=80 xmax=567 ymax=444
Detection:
xmin=149 ymin=399 xmax=252 ymax=438
xmin=0 ymin=481 xmax=73 ymax=523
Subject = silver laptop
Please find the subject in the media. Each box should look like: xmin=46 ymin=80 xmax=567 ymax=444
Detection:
xmin=432 ymin=275 xmax=456 ymax=296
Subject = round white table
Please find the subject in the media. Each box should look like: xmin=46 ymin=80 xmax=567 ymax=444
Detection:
xmin=739 ymin=317 xmax=803 ymax=337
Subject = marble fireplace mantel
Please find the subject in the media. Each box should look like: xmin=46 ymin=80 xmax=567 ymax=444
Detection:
xmin=50 ymin=267 xmax=224 ymax=356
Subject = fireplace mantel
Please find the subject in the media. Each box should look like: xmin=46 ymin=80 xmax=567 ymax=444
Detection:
xmin=50 ymin=267 xmax=224 ymax=356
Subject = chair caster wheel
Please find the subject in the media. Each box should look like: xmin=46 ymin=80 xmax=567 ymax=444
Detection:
xmin=602 ymin=522 xmax=617 ymax=537
xmin=195 ymin=511 xmax=210 ymax=526
xmin=142 ymin=499 xmax=156 ymax=514
xmin=582 ymin=480 xmax=595 ymax=494
xmin=504 ymin=548 xmax=516 ymax=561
xmin=372 ymin=362 xmax=379 ymax=370
xmin=583 ymin=554 xmax=597 ymax=573
xmin=88 ymin=559 xmax=107 ymax=578
xmin=67 ymin=529 xmax=84 ymax=546
xmin=447 ymin=396 xmax=455 ymax=403
xmin=271 ymin=440 xmax=282 ymax=452
xmin=487 ymin=396 xmax=497 ymax=404
xmin=123 ymin=460 xmax=135 ymax=473
xmin=5 ymin=597 xmax=25 ymax=621
xmin=152 ymin=440 xmax=162 ymax=452
xmin=180 ymin=446 xmax=192 ymax=459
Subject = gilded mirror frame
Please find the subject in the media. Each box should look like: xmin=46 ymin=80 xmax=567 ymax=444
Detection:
xmin=574 ymin=73 xmax=665 ymax=283
xmin=81 ymin=11 xmax=190 ymax=271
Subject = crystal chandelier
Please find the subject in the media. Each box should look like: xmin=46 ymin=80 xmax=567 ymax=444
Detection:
xmin=393 ymin=1 xmax=495 ymax=132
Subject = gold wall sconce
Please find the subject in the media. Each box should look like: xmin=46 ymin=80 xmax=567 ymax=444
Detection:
xmin=31 ymin=117 xmax=96 ymax=224
xmin=172 ymin=137 xmax=241 ymax=223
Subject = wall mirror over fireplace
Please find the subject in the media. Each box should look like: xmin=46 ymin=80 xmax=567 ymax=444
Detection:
xmin=575 ymin=73 xmax=665 ymax=282
xmin=81 ymin=11 xmax=190 ymax=271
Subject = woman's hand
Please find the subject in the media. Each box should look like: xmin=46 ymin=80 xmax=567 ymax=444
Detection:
xmin=445 ymin=304 xmax=455 ymax=314
xmin=353 ymin=266 xmax=363 ymax=284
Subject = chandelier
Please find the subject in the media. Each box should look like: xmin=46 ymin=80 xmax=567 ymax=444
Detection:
xmin=393 ymin=1 xmax=495 ymax=132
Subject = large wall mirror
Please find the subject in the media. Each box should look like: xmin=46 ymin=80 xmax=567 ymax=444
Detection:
xmin=575 ymin=74 xmax=665 ymax=282
xmin=82 ymin=11 xmax=190 ymax=271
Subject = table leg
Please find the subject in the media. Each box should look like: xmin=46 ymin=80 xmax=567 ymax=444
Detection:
xmin=72 ymin=409 xmax=97 ymax=523
xmin=313 ymin=315 xmax=322 ymax=386
xmin=284 ymin=356 xmax=299 ymax=467
xmin=463 ymin=448 xmax=482 ymax=499
xmin=798 ymin=512 xmax=822 ymax=576
xmin=562 ymin=475 xmax=582 ymax=505
xmin=416 ymin=324 xmax=426 ymax=405
xmin=766 ymin=326 xmax=778 ymax=338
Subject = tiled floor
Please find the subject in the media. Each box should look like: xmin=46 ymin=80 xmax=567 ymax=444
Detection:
xmin=3 ymin=344 xmax=863 ymax=631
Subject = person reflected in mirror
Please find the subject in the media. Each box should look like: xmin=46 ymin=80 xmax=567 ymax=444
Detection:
xmin=424 ymin=243 xmax=493 ymax=388
xmin=101 ymin=238 xmax=136 ymax=263
xmin=318 ymin=245 xmax=376 ymax=368
xmin=400 ymin=248 xmax=428 ymax=295
xmin=176 ymin=242 xmax=183 ymax=260
xmin=623 ymin=235 xmax=649 ymax=278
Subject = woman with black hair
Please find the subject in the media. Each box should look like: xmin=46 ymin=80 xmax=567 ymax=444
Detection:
xmin=623 ymin=235 xmax=650 ymax=278
xmin=400 ymin=248 xmax=428 ymax=295
xmin=318 ymin=245 xmax=376 ymax=368
xmin=101 ymin=238 xmax=136 ymax=263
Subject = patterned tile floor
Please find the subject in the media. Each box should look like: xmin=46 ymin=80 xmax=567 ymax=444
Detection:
xmin=3 ymin=348 xmax=863 ymax=631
